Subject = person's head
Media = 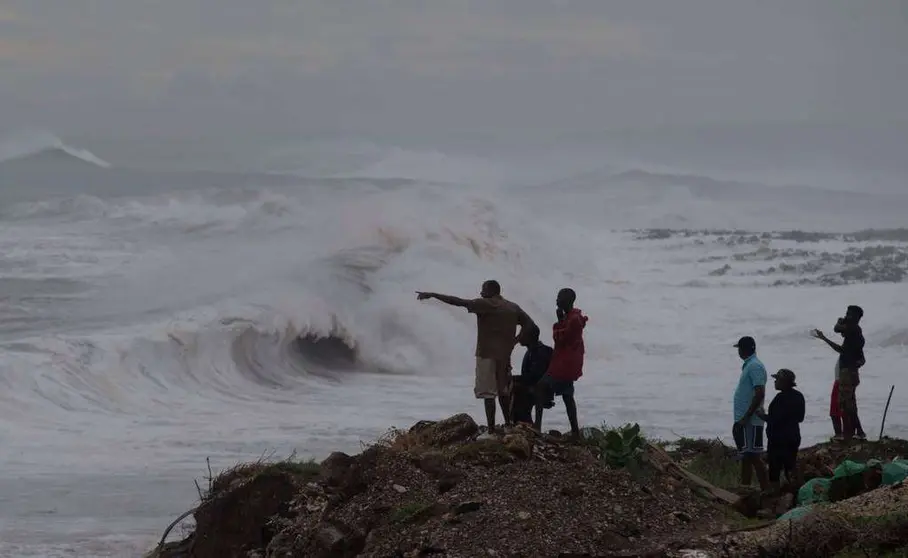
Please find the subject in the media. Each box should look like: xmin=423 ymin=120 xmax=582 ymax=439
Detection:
xmin=772 ymin=368 xmax=797 ymax=391
xmin=519 ymin=324 xmax=541 ymax=347
xmin=734 ymin=336 xmax=756 ymax=360
xmin=845 ymin=305 xmax=864 ymax=324
xmin=480 ymin=280 xmax=501 ymax=298
xmin=556 ymin=288 xmax=576 ymax=312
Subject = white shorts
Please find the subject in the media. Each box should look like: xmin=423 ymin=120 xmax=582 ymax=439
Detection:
xmin=474 ymin=358 xmax=511 ymax=399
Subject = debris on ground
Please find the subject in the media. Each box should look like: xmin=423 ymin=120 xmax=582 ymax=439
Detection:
xmin=146 ymin=418 xmax=908 ymax=558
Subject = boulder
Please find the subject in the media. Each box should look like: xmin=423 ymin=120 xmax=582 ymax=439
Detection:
xmin=266 ymin=519 xmax=366 ymax=558
xmin=192 ymin=470 xmax=297 ymax=558
xmin=320 ymin=451 xmax=355 ymax=486
xmin=414 ymin=414 xmax=479 ymax=447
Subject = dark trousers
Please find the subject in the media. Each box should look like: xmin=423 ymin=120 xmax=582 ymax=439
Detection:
xmin=510 ymin=379 xmax=536 ymax=425
xmin=767 ymin=443 xmax=798 ymax=483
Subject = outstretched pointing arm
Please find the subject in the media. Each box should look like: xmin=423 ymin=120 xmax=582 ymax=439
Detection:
xmin=416 ymin=292 xmax=471 ymax=308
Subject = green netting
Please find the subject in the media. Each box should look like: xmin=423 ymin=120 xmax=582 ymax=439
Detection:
xmin=832 ymin=459 xmax=872 ymax=478
xmin=797 ymin=477 xmax=832 ymax=505
xmin=881 ymin=459 xmax=908 ymax=485
xmin=796 ymin=458 xmax=908 ymax=507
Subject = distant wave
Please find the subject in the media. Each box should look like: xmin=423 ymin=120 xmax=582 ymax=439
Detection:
xmin=0 ymin=130 xmax=111 ymax=168
xmin=878 ymin=329 xmax=908 ymax=348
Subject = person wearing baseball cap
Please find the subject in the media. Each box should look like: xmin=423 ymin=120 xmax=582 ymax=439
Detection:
xmin=732 ymin=336 xmax=769 ymax=491
xmin=757 ymin=369 xmax=806 ymax=493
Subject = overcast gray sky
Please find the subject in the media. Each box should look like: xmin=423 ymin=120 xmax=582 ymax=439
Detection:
xmin=1 ymin=0 xmax=907 ymax=144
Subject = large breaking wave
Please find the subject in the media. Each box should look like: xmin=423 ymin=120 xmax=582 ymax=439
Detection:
xmin=1 ymin=135 xmax=908 ymax=433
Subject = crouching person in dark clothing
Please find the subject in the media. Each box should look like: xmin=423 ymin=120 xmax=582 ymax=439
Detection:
xmin=511 ymin=325 xmax=554 ymax=425
xmin=758 ymin=368 xmax=805 ymax=493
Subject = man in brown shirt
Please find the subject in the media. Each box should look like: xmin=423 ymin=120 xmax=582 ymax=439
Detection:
xmin=417 ymin=280 xmax=535 ymax=434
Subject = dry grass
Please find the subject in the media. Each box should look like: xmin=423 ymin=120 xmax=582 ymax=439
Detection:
xmin=208 ymin=456 xmax=320 ymax=499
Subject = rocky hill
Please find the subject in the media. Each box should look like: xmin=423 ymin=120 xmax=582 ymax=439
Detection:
xmin=147 ymin=415 xmax=908 ymax=558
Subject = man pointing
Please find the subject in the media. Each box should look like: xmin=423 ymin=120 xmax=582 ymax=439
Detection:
xmin=417 ymin=280 xmax=535 ymax=434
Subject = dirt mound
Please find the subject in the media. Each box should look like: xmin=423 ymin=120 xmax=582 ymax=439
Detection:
xmin=153 ymin=416 xmax=735 ymax=558
xmin=798 ymin=437 xmax=908 ymax=481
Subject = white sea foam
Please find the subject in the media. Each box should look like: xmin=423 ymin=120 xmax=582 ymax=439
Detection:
xmin=1 ymin=142 xmax=907 ymax=556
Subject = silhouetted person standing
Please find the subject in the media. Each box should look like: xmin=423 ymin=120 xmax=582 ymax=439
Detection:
xmin=535 ymin=288 xmax=587 ymax=438
xmin=812 ymin=305 xmax=866 ymax=441
xmin=758 ymin=368 xmax=805 ymax=494
xmin=732 ymin=336 xmax=769 ymax=491
xmin=417 ymin=280 xmax=534 ymax=435
xmin=512 ymin=324 xmax=554 ymax=425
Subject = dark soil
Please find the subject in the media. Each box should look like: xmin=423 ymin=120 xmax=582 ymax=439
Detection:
xmin=148 ymin=419 xmax=908 ymax=558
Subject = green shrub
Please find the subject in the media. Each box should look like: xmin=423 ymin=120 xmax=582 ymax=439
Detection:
xmin=584 ymin=423 xmax=646 ymax=471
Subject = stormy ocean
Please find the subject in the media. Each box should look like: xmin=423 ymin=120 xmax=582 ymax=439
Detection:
xmin=1 ymin=130 xmax=906 ymax=556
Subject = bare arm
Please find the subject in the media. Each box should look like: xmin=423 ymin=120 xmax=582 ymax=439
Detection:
xmin=416 ymin=292 xmax=471 ymax=308
xmin=819 ymin=335 xmax=843 ymax=353
xmin=812 ymin=329 xmax=842 ymax=353
xmin=515 ymin=307 xmax=537 ymax=343
xmin=742 ymin=385 xmax=765 ymax=422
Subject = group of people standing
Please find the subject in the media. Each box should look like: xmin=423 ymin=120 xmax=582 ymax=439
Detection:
xmin=416 ymin=280 xmax=587 ymax=438
xmin=732 ymin=304 xmax=867 ymax=493
xmin=416 ymin=282 xmax=868 ymax=496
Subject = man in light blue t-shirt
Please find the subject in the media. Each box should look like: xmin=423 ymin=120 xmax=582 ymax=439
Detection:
xmin=732 ymin=336 xmax=769 ymax=491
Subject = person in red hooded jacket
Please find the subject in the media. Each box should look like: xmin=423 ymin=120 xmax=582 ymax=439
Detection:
xmin=534 ymin=287 xmax=587 ymax=437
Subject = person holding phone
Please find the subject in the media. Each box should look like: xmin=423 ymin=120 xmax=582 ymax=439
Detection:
xmin=812 ymin=305 xmax=866 ymax=442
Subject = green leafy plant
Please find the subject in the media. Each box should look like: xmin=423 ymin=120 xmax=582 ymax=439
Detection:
xmin=603 ymin=423 xmax=645 ymax=468
xmin=583 ymin=423 xmax=646 ymax=472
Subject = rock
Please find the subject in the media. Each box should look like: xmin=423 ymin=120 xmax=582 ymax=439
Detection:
xmin=503 ymin=434 xmax=532 ymax=459
xmin=517 ymin=511 xmax=531 ymax=520
xmin=453 ymin=501 xmax=483 ymax=515
xmin=411 ymin=414 xmax=479 ymax=448
xmin=415 ymin=452 xmax=448 ymax=477
xmin=320 ymin=452 xmax=355 ymax=486
xmin=306 ymin=500 xmax=326 ymax=513
xmin=709 ymin=264 xmax=732 ymax=276
xmin=392 ymin=484 xmax=408 ymax=494
xmin=437 ymin=473 xmax=461 ymax=494
xmin=312 ymin=521 xmax=366 ymax=558
xmin=409 ymin=420 xmax=437 ymax=434
xmin=192 ymin=469 xmax=297 ymax=558
xmin=672 ymin=511 xmax=692 ymax=523
xmin=332 ymin=446 xmax=381 ymax=499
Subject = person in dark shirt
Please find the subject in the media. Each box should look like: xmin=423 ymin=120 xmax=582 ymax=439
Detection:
xmin=512 ymin=324 xmax=554 ymax=425
xmin=757 ymin=368 xmax=805 ymax=493
xmin=812 ymin=305 xmax=866 ymax=442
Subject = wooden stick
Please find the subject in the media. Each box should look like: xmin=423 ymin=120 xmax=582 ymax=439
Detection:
xmin=644 ymin=442 xmax=740 ymax=505
xmin=879 ymin=385 xmax=896 ymax=442
xmin=153 ymin=507 xmax=196 ymax=553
